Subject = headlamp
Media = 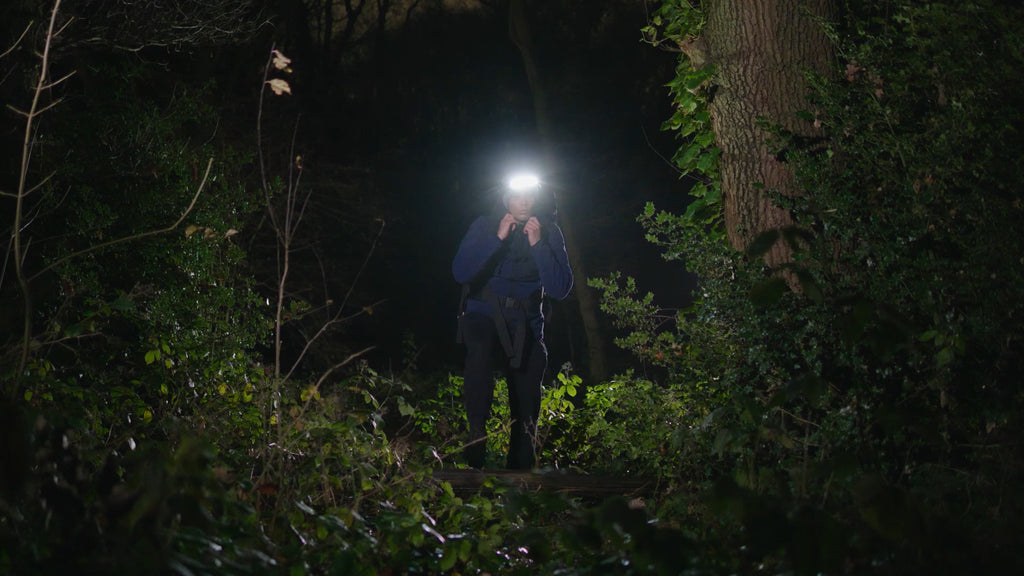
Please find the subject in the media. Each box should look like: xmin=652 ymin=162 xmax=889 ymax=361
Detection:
xmin=507 ymin=173 xmax=540 ymax=192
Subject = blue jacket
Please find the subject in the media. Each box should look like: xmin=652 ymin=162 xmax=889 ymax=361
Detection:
xmin=452 ymin=214 xmax=573 ymax=341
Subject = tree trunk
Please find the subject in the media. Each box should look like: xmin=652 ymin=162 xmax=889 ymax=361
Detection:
xmin=509 ymin=0 xmax=608 ymax=382
xmin=701 ymin=0 xmax=833 ymax=266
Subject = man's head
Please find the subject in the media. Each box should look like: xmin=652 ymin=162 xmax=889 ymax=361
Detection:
xmin=504 ymin=173 xmax=541 ymax=223
xmin=505 ymin=191 xmax=536 ymax=223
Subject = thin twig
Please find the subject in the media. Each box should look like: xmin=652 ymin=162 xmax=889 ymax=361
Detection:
xmin=256 ymin=46 xmax=278 ymax=233
xmin=12 ymin=0 xmax=64 ymax=388
xmin=280 ymin=220 xmax=386 ymax=384
xmin=291 ymin=345 xmax=376 ymax=424
xmin=28 ymin=157 xmax=214 ymax=284
xmin=281 ymin=298 xmax=386 ymax=384
xmin=40 ymin=70 xmax=75 ymax=90
xmin=1 ymin=22 xmax=33 ymax=59
xmin=20 ymin=171 xmax=57 ymax=197
xmin=339 ymin=219 xmax=386 ymax=313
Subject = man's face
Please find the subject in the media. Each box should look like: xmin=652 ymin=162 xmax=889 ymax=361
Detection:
xmin=506 ymin=193 xmax=535 ymax=223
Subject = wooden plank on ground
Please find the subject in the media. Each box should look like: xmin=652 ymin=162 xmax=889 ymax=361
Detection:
xmin=431 ymin=469 xmax=653 ymax=497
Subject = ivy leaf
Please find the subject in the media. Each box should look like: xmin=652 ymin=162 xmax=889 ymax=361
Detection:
xmin=704 ymin=182 xmax=722 ymax=204
xmin=694 ymin=130 xmax=716 ymax=148
xmin=696 ymin=150 xmax=716 ymax=172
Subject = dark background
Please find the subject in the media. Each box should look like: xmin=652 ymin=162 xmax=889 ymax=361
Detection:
xmin=252 ymin=1 xmax=698 ymax=375
xmin=1 ymin=0 xmax=698 ymax=377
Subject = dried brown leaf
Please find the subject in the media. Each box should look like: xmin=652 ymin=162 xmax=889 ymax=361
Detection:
xmin=271 ymin=49 xmax=292 ymax=72
xmin=267 ymin=78 xmax=291 ymax=96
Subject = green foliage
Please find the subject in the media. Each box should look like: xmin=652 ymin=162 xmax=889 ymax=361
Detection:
xmin=643 ymin=0 xmax=724 ymax=243
xmin=641 ymin=0 xmax=706 ymax=51
xmin=561 ymin=374 xmax=696 ymax=479
xmin=8 ymin=1 xmax=1024 ymax=574
xmin=1 ymin=48 xmax=273 ymax=573
xmin=588 ymin=0 xmax=1024 ymax=573
xmin=17 ymin=82 xmax=267 ymax=450
xmin=395 ymin=367 xmax=581 ymax=470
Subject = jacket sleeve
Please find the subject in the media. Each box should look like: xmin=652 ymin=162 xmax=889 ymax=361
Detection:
xmin=530 ymin=222 xmax=574 ymax=300
xmin=452 ymin=216 xmax=503 ymax=285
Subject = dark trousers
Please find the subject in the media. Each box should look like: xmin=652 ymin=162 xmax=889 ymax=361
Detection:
xmin=460 ymin=312 xmax=547 ymax=470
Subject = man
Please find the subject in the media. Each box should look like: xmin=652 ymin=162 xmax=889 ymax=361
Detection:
xmin=452 ymin=177 xmax=573 ymax=469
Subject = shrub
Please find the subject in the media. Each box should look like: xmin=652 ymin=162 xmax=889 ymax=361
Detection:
xmin=591 ymin=0 xmax=1024 ymax=573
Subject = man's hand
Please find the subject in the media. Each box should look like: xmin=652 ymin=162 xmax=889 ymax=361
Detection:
xmin=497 ymin=213 xmax=518 ymax=240
xmin=523 ymin=217 xmax=542 ymax=246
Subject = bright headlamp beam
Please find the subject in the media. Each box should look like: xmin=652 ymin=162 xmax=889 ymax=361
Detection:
xmin=508 ymin=173 xmax=540 ymax=191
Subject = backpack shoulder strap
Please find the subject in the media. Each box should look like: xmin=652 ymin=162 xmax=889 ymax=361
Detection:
xmin=455 ymin=283 xmax=472 ymax=344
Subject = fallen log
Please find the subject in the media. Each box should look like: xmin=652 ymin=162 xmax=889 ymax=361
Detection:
xmin=430 ymin=468 xmax=654 ymax=497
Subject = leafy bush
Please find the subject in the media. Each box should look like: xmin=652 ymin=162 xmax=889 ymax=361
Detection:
xmin=591 ymin=0 xmax=1024 ymax=573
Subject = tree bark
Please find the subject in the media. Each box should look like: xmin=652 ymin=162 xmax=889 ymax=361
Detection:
xmin=509 ymin=0 xmax=608 ymax=382
xmin=702 ymin=0 xmax=833 ymax=266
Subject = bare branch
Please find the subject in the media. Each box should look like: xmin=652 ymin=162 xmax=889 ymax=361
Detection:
xmin=0 ymin=234 xmax=11 ymax=289
xmin=53 ymin=15 xmax=74 ymax=38
xmin=268 ymin=342 xmax=375 ymax=472
xmin=280 ymin=218 xmax=386 ymax=384
xmin=28 ymin=157 xmax=215 ymax=284
xmin=339 ymin=219 xmax=386 ymax=313
xmin=0 ymin=66 xmax=17 ymax=89
xmin=312 ymin=346 xmax=374 ymax=395
xmin=256 ymin=46 xmax=278 ymax=233
xmin=25 ymin=96 xmax=66 ymax=118
xmin=12 ymin=0 xmax=65 ymax=388
xmin=20 ymin=171 xmax=57 ymax=198
xmin=6 ymin=104 xmax=29 ymax=118
xmin=64 ymin=1 xmax=268 ymax=51
xmin=40 ymin=70 xmax=76 ymax=91
xmin=1 ymin=23 xmax=33 ymax=59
